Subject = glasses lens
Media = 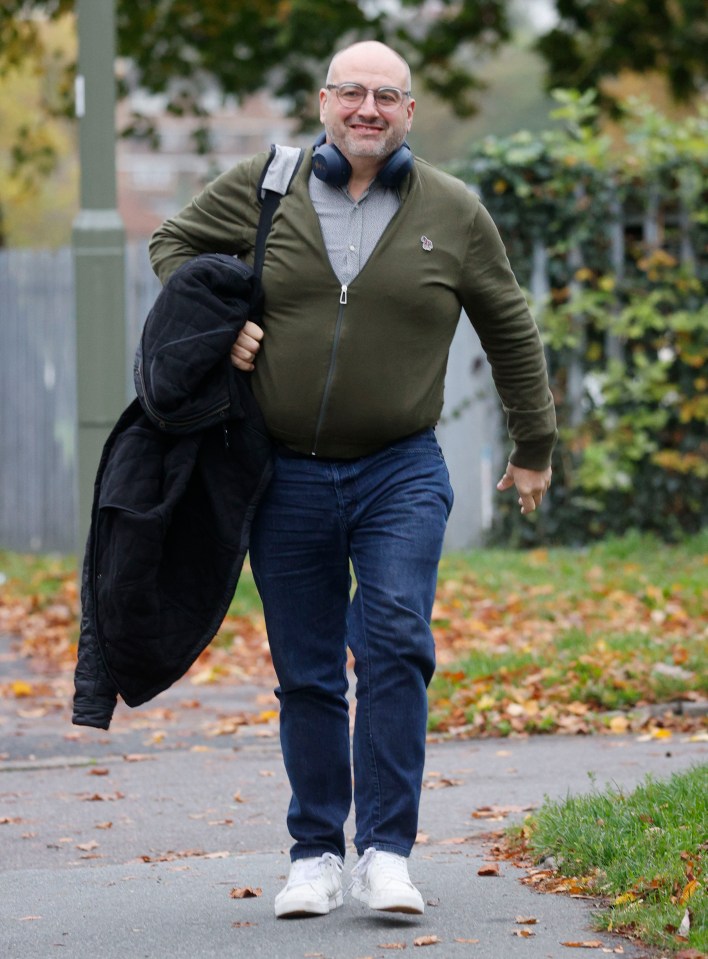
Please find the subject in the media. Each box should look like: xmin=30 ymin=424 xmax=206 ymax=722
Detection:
xmin=335 ymin=84 xmax=404 ymax=109
xmin=337 ymin=84 xmax=366 ymax=105
xmin=374 ymin=87 xmax=404 ymax=108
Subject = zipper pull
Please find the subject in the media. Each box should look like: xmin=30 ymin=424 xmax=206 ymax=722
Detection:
xmin=223 ymin=425 xmax=230 ymax=451
xmin=340 ymin=284 xmax=348 ymax=305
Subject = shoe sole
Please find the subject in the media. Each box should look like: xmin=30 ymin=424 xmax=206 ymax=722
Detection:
xmin=275 ymin=891 xmax=343 ymax=919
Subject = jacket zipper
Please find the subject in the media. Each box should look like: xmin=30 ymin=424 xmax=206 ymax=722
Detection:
xmin=311 ymin=284 xmax=347 ymax=455
xmin=136 ymin=362 xmax=230 ymax=431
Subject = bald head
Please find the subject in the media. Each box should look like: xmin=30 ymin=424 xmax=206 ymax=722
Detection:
xmin=326 ymin=41 xmax=412 ymax=93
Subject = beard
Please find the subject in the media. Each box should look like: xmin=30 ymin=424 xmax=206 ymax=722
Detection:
xmin=325 ymin=119 xmax=405 ymax=161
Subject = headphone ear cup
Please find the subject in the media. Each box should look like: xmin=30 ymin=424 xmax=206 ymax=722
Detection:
xmin=312 ymin=142 xmax=352 ymax=186
xmin=311 ymin=137 xmax=414 ymax=188
xmin=377 ymin=143 xmax=414 ymax=187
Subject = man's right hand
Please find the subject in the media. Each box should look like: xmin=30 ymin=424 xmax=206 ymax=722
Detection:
xmin=230 ymin=320 xmax=264 ymax=371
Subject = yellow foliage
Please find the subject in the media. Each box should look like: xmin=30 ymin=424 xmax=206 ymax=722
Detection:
xmin=0 ymin=14 xmax=78 ymax=247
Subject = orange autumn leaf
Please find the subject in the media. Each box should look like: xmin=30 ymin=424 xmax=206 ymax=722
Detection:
xmin=560 ymin=942 xmax=605 ymax=949
xmin=229 ymin=886 xmax=262 ymax=899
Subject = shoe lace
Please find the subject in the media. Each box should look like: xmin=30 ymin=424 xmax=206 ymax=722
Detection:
xmin=289 ymin=852 xmax=342 ymax=888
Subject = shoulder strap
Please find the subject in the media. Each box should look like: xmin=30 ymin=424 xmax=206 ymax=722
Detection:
xmin=253 ymin=144 xmax=304 ymax=279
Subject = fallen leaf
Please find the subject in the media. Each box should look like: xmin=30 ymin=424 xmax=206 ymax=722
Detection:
xmin=608 ymin=715 xmax=629 ymax=734
xmin=82 ymin=792 xmax=125 ymax=802
xmin=679 ymin=879 xmax=700 ymax=905
xmin=515 ymin=916 xmax=538 ymax=924
xmin=95 ymin=822 xmax=113 ymax=830
xmin=379 ymin=945 xmax=406 ymax=951
xmin=477 ymin=863 xmax=500 ymax=876
xmin=76 ymin=840 xmax=99 ymax=851
xmin=140 ymin=849 xmax=223 ymax=863
xmin=18 ymin=916 xmax=42 ymax=921
xmin=414 ymin=936 xmax=440 ymax=947
xmin=454 ymin=939 xmax=480 ymax=944
xmin=89 ymin=768 xmax=109 ymax=776
xmin=651 ymin=728 xmax=673 ymax=740
xmin=613 ymin=891 xmax=638 ymax=906
xmin=257 ymin=709 xmax=279 ymax=722
xmin=123 ymin=754 xmax=153 ymax=762
xmin=231 ymin=921 xmax=257 ymax=927
xmin=230 ymin=886 xmax=262 ymax=899
xmin=677 ymin=908 xmax=691 ymax=938
xmin=513 ymin=929 xmax=535 ymax=938
xmin=423 ymin=777 xmax=463 ymax=789
xmin=11 ymin=680 xmax=33 ymax=697
xmin=560 ymin=942 xmax=605 ymax=949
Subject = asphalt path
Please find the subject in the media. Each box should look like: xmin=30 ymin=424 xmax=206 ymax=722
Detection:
xmin=1 ymin=635 xmax=706 ymax=959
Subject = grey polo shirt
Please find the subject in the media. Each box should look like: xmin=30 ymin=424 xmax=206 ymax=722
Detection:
xmin=309 ymin=172 xmax=400 ymax=286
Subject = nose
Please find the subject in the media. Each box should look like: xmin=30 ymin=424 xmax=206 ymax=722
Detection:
xmin=357 ymin=89 xmax=382 ymax=115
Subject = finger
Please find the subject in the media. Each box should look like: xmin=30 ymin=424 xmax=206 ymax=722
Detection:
xmin=519 ymin=493 xmax=538 ymax=514
xmin=242 ymin=320 xmax=264 ymax=341
xmin=496 ymin=472 xmax=514 ymax=490
xmin=233 ymin=334 xmax=262 ymax=354
xmin=230 ymin=353 xmax=254 ymax=371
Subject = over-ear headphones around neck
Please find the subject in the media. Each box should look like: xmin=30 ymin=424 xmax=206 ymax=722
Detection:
xmin=312 ymin=133 xmax=413 ymax=188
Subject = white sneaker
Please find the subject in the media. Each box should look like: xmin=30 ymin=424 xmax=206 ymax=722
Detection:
xmin=274 ymin=853 xmax=344 ymax=918
xmin=350 ymin=848 xmax=425 ymax=914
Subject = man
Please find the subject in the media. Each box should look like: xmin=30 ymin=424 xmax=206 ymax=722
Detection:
xmin=149 ymin=41 xmax=555 ymax=919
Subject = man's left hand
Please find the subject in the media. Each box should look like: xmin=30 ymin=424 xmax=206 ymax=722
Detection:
xmin=496 ymin=462 xmax=552 ymax=515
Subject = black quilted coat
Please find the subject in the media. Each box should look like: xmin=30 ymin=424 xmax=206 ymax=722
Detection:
xmin=72 ymin=254 xmax=273 ymax=729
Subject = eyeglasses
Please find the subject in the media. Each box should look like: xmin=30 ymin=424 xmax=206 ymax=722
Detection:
xmin=326 ymin=82 xmax=410 ymax=111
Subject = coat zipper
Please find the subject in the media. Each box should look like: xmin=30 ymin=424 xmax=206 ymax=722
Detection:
xmin=311 ymin=284 xmax=347 ymax=455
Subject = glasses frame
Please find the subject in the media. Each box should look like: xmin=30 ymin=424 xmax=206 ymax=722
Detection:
xmin=325 ymin=82 xmax=411 ymax=111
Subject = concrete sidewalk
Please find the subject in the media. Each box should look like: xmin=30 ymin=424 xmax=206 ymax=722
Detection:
xmin=1 ymin=663 xmax=706 ymax=959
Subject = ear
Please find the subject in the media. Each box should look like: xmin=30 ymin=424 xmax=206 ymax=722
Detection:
xmin=405 ymin=97 xmax=416 ymax=132
xmin=319 ymin=87 xmax=329 ymax=124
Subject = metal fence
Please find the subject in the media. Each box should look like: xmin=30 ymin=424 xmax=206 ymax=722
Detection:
xmin=0 ymin=242 xmax=498 ymax=554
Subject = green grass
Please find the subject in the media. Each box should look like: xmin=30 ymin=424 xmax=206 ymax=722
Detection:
xmin=520 ymin=764 xmax=708 ymax=953
xmin=437 ymin=529 xmax=708 ymax=611
xmin=0 ymin=550 xmax=76 ymax=598
xmin=427 ymin=531 xmax=708 ymax=734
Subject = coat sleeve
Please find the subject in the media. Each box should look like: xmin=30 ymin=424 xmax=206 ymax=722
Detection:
xmin=148 ymin=153 xmax=268 ymax=285
xmin=72 ymin=546 xmax=119 ymax=730
xmin=459 ymin=199 xmax=557 ymax=471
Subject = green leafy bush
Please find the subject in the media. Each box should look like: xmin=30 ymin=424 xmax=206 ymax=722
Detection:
xmin=452 ymin=91 xmax=708 ymax=545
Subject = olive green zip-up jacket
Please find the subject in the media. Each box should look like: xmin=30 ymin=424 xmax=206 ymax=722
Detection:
xmin=149 ymin=150 xmax=557 ymax=468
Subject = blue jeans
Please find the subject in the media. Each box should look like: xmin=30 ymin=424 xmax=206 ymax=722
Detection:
xmin=249 ymin=429 xmax=453 ymax=862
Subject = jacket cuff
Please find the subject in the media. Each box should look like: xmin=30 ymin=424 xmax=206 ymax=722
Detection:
xmin=509 ymin=430 xmax=558 ymax=472
xmin=71 ymin=702 xmax=115 ymax=731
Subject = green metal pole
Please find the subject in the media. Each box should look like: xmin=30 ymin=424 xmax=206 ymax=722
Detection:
xmin=72 ymin=0 xmax=126 ymax=553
